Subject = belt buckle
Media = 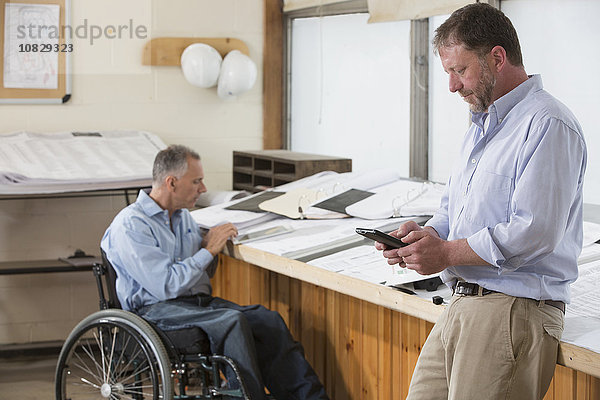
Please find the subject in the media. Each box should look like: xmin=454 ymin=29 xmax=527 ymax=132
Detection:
xmin=454 ymin=282 xmax=477 ymax=296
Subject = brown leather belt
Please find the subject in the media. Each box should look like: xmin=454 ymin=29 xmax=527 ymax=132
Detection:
xmin=454 ymin=281 xmax=565 ymax=314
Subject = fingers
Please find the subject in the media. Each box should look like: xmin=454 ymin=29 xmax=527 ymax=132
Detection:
xmin=381 ymin=247 xmax=397 ymax=258
xmin=397 ymin=220 xmax=422 ymax=237
xmin=205 ymin=223 xmax=238 ymax=256
xmin=374 ymin=241 xmax=391 ymax=251
xmin=215 ymin=223 xmax=238 ymax=237
xmin=387 ymin=256 xmax=405 ymax=266
xmin=401 ymin=229 xmax=428 ymax=246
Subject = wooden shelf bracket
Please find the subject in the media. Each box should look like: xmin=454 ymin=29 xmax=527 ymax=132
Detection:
xmin=142 ymin=37 xmax=250 ymax=66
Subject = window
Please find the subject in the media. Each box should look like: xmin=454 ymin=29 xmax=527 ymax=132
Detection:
xmin=428 ymin=14 xmax=470 ymax=184
xmin=289 ymin=13 xmax=412 ymax=175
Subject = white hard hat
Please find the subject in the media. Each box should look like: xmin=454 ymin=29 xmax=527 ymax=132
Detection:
xmin=217 ymin=50 xmax=257 ymax=100
xmin=180 ymin=43 xmax=222 ymax=88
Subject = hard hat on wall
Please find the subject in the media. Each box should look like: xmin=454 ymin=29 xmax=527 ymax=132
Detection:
xmin=217 ymin=50 xmax=257 ymax=99
xmin=180 ymin=43 xmax=222 ymax=88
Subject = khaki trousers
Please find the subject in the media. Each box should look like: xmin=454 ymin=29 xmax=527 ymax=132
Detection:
xmin=406 ymin=292 xmax=564 ymax=400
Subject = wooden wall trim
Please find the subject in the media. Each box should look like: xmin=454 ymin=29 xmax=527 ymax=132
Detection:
xmin=263 ymin=0 xmax=284 ymax=150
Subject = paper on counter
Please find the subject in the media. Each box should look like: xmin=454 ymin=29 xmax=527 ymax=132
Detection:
xmin=346 ymin=180 xmax=444 ymax=219
xmin=240 ymin=217 xmax=404 ymax=258
xmin=562 ymin=316 xmax=600 ymax=354
xmin=563 ymin=257 xmax=600 ymax=354
xmin=567 ymin=259 xmax=600 ymax=319
xmin=578 ymin=243 xmax=600 ymax=265
xmin=190 ymin=194 xmax=280 ymax=229
xmin=258 ymin=188 xmax=347 ymax=219
xmin=274 ymin=171 xmax=340 ymax=192
xmin=308 ymin=244 xmax=440 ymax=286
xmin=583 ymin=221 xmax=600 ymax=247
xmin=561 ymin=258 xmax=600 ymax=353
xmin=196 ymin=190 xmax=250 ymax=207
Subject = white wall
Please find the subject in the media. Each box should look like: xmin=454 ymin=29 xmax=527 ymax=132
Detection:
xmin=0 ymin=0 xmax=263 ymax=345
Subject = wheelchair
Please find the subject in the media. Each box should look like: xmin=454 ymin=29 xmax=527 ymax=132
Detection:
xmin=55 ymin=250 xmax=250 ymax=399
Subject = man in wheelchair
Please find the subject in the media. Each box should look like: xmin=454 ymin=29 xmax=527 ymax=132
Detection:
xmin=100 ymin=145 xmax=328 ymax=400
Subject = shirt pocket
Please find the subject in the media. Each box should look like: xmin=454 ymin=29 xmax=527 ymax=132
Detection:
xmin=463 ymin=170 xmax=512 ymax=227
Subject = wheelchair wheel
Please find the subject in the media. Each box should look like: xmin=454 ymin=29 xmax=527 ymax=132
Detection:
xmin=55 ymin=309 xmax=173 ymax=400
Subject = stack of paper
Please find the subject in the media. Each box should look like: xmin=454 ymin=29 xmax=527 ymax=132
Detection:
xmin=346 ymin=180 xmax=445 ymax=219
xmin=190 ymin=191 xmax=281 ymax=230
xmin=0 ymin=131 xmax=166 ymax=194
xmin=259 ymin=169 xmax=402 ymax=219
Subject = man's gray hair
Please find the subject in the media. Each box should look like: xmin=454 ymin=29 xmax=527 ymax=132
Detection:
xmin=152 ymin=145 xmax=201 ymax=187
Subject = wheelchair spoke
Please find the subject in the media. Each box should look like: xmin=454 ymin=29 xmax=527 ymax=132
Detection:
xmin=79 ymin=377 xmax=102 ymax=389
xmin=96 ymin=328 xmax=109 ymax=384
xmin=57 ymin=312 xmax=172 ymax=400
xmin=110 ymin=330 xmax=134 ymax=383
xmin=72 ymin=349 xmax=99 ymax=376
xmin=116 ymin=363 xmax=153 ymax=384
xmin=80 ymin=335 xmax=104 ymax=381
xmin=112 ymin=342 xmax=146 ymax=383
xmin=111 ymin=326 xmax=131 ymax=384
xmin=106 ymin=326 xmax=118 ymax=384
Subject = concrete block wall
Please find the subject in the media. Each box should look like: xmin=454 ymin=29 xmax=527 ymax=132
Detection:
xmin=0 ymin=0 xmax=264 ymax=345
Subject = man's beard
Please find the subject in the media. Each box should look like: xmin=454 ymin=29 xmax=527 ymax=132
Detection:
xmin=460 ymin=59 xmax=496 ymax=113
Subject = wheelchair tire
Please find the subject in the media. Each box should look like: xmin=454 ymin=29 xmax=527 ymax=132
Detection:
xmin=55 ymin=309 xmax=173 ymax=400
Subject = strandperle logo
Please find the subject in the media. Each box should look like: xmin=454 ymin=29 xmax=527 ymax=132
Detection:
xmin=16 ymin=19 xmax=148 ymax=45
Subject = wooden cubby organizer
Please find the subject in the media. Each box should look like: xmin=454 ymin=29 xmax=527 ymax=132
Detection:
xmin=232 ymin=150 xmax=352 ymax=192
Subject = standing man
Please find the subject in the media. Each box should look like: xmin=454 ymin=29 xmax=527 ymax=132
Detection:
xmin=102 ymin=145 xmax=328 ymax=400
xmin=378 ymin=4 xmax=586 ymax=399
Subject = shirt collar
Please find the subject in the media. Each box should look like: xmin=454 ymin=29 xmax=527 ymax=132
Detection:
xmin=471 ymin=74 xmax=543 ymax=128
xmin=136 ymin=189 xmax=182 ymax=220
xmin=136 ymin=189 xmax=164 ymax=217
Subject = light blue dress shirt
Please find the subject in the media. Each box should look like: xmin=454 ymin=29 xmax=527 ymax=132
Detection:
xmin=101 ymin=190 xmax=215 ymax=311
xmin=426 ymin=75 xmax=587 ymax=303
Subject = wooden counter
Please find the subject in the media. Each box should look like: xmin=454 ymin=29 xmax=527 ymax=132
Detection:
xmin=214 ymin=244 xmax=600 ymax=399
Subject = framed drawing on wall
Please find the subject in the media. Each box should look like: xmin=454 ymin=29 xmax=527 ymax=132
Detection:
xmin=0 ymin=0 xmax=71 ymax=104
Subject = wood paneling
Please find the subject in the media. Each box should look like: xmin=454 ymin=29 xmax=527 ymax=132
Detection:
xmin=215 ymin=255 xmax=600 ymax=399
xmin=263 ymin=0 xmax=284 ymax=150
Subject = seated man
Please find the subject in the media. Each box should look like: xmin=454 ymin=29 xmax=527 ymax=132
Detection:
xmin=101 ymin=144 xmax=328 ymax=400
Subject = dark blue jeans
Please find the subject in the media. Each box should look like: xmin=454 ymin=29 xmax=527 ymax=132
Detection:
xmin=136 ymin=295 xmax=328 ymax=400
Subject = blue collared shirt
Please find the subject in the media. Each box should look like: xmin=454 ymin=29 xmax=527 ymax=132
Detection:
xmin=426 ymin=75 xmax=587 ymax=303
xmin=101 ymin=190 xmax=215 ymax=311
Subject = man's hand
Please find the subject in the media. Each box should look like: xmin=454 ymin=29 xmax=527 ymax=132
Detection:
xmin=375 ymin=220 xmax=450 ymax=275
xmin=202 ymin=223 xmax=238 ymax=256
xmin=375 ymin=220 xmax=489 ymax=275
